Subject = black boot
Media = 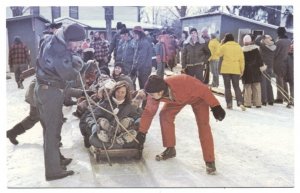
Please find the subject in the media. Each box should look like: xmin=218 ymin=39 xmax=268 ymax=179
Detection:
xmin=17 ymin=80 xmax=24 ymax=89
xmin=7 ymin=123 xmax=26 ymax=145
xmin=155 ymin=147 xmax=176 ymax=161
xmin=84 ymin=136 xmax=91 ymax=148
xmin=60 ymin=153 xmax=72 ymax=166
xmin=46 ymin=170 xmax=74 ymax=181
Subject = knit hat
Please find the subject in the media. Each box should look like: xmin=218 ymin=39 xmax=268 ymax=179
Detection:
xmin=277 ymin=27 xmax=286 ymax=36
xmin=116 ymin=22 xmax=123 ymax=30
xmin=243 ymin=34 xmax=252 ymax=44
xmin=144 ymin=75 xmax=167 ymax=93
xmin=64 ymin=23 xmax=85 ymax=42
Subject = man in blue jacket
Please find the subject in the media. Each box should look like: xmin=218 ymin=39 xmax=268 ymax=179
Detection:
xmin=35 ymin=23 xmax=85 ymax=181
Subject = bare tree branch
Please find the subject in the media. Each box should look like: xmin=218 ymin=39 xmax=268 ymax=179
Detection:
xmin=167 ymin=6 xmax=180 ymax=18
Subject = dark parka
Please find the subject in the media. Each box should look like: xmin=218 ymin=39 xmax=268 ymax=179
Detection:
xmin=79 ymin=98 xmax=141 ymax=141
xmin=241 ymin=45 xmax=263 ymax=84
xmin=254 ymin=36 xmax=276 ymax=70
xmin=181 ymin=36 xmax=211 ymax=68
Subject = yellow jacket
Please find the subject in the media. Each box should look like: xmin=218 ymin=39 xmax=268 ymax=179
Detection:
xmin=219 ymin=41 xmax=245 ymax=75
xmin=208 ymin=38 xmax=220 ymax=61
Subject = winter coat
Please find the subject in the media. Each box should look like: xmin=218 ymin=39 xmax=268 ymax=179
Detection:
xmin=155 ymin=42 xmax=167 ymax=64
xmin=181 ymin=36 xmax=211 ymax=69
xmin=139 ymin=74 xmax=220 ymax=133
xmin=219 ymin=41 xmax=245 ymax=75
xmin=90 ymin=38 xmax=109 ymax=61
xmin=133 ymin=37 xmax=153 ymax=71
xmin=109 ymin=32 xmax=121 ymax=57
xmin=241 ymin=45 xmax=263 ymax=84
xmin=285 ymin=52 xmax=293 ymax=83
xmin=36 ymin=28 xmax=84 ymax=82
xmin=208 ymin=38 xmax=220 ymax=61
xmin=80 ymin=97 xmax=141 ymax=131
xmin=255 ymin=36 xmax=276 ymax=69
xmin=117 ymin=38 xmax=135 ymax=74
xmin=9 ymin=43 xmax=31 ymax=66
xmin=273 ymin=38 xmax=291 ymax=77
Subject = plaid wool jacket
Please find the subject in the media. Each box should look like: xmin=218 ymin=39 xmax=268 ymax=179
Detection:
xmin=9 ymin=43 xmax=30 ymax=66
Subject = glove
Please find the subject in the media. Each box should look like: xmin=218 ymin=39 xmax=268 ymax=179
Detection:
xmin=136 ymin=131 xmax=146 ymax=147
xmin=211 ymin=105 xmax=226 ymax=121
xmin=82 ymin=90 xmax=95 ymax=97
xmin=260 ymin=64 xmax=267 ymax=72
xmin=181 ymin=68 xmax=186 ymax=74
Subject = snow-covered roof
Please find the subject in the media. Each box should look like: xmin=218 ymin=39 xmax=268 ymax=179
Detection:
xmin=181 ymin=11 xmax=293 ymax=33
xmin=6 ymin=14 xmax=50 ymax=23
xmin=55 ymin=16 xmax=162 ymax=30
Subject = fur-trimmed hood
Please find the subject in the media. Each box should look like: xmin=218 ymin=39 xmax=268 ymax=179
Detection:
xmin=242 ymin=44 xmax=259 ymax=52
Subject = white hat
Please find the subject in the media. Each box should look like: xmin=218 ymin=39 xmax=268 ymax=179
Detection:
xmin=243 ymin=35 xmax=252 ymax=44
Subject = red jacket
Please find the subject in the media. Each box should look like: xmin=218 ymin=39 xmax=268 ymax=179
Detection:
xmin=139 ymin=74 xmax=220 ymax=133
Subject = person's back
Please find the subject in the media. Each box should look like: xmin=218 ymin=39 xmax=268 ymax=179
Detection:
xmin=219 ymin=41 xmax=244 ymax=75
xmin=274 ymin=38 xmax=291 ymax=76
xmin=9 ymin=41 xmax=30 ymax=66
xmin=9 ymin=36 xmax=31 ymax=88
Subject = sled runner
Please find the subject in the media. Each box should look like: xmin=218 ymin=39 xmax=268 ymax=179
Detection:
xmin=89 ymin=146 xmax=143 ymax=163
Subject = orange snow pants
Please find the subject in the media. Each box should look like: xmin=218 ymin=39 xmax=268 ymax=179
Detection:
xmin=159 ymin=100 xmax=215 ymax=162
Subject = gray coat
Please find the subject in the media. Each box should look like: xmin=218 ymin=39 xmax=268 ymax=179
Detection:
xmin=255 ymin=36 xmax=276 ymax=70
xmin=274 ymin=38 xmax=291 ymax=77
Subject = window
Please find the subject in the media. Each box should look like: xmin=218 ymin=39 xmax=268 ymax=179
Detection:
xmin=69 ymin=6 xmax=79 ymax=19
xmin=252 ymin=30 xmax=264 ymax=39
xmin=51 ymin=6 xmax=61 ymax=19
xmin=238 ymin=28 xmax=251 ymax=45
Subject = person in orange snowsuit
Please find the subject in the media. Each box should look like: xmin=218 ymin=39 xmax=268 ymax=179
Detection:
xmin=135 ymin=74 xmax=225 ymax=174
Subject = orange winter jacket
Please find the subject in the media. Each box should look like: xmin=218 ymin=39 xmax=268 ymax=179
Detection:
xmin=139 ymin=74 xmax=220 ymax=133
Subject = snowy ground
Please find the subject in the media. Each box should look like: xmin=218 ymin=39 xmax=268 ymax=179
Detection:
xmin=4 ymin=68 xmax=296 ymax=191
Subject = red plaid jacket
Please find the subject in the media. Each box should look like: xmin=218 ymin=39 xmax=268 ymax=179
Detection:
xmin=9 ymin=43 xmax=30 ymax=66
xmin=90 ymin=39 xmax=109 ymax=61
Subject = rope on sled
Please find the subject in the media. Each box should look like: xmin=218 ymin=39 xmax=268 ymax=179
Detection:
xmin=78 ymin=61 xmax=140 ymax=164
